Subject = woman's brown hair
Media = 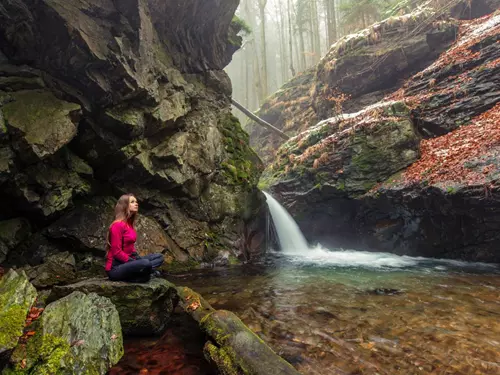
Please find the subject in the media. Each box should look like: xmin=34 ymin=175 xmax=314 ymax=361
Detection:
xmin=106 ymin=193 xmax=138 ymax=250
xmin=113 ymin=193 xmax=138 ymax=227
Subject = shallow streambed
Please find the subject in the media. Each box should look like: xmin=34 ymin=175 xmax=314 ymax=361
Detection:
xmin=170 ymin=249 xmax=500 ymax=375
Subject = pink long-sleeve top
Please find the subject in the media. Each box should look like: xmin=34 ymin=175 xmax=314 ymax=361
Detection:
xmin=105 ymin=221 xmax=137 ymax=271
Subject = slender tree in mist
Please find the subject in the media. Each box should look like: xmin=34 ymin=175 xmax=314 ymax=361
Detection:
xmin=258 ymin=0 xmax=269 ymax=100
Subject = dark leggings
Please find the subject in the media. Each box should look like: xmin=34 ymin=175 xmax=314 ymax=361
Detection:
xmin=108 ymin=253 xmax=164 ymax=283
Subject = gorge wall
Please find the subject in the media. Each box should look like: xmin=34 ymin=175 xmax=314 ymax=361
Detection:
xmin=0 ymin=0 xmax=266 ymax=279
xmin=250 ymin=4 xmax=500 ymax=262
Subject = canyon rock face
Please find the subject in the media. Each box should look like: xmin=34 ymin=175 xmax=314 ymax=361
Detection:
xmin=0 ymin=0 xmax=265 ymax=273
xmin=260 ymin=7 xmax=500 ymax=262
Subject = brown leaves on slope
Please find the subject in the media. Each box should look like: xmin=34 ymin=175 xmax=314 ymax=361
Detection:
xmin=401 ymin=103 xmax=500 ymax=187
xmin=387 ymin=13 xmax=500 ymax=106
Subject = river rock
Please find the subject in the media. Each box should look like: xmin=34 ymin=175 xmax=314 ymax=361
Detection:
xmin=0 ymin=269 xmax=37 ymax=354
xmin=4 ymin=291 xmax=123 ymax=375
xmin=49 ymin=278 xmax=178 ymax=336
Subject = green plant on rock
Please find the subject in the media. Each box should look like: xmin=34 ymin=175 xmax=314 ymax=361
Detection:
xmin=231 ymin=16 xmax=252 ymax=35
xmin=219 ymin=114 xmax=262 ymax=188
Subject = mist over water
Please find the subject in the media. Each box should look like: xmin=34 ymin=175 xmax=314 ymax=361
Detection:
xmin=265 ymin=191 xmax=498 ymax=272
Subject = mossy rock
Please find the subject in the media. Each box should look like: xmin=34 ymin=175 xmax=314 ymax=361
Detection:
xmin=4 ymin=291 xmax=123 ymax=375
xmin=219 ymin=113 xmax=263 ymax=187
xmin=2 ymin=90 xmax=80 ymax=162
xmin=48 ymin=278 xmax=179 ymax=336
xmin=0 ymin=270 xmax=37 ymax=354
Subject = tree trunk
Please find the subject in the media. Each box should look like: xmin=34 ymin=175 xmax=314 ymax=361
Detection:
xmin=258 ymin=0 xmax=268 ymax=100
xmin=287 ymin=0 xmax=296 ymax=76
xmin=325 ymin=0 xmax=337 ymax=47
xmin=231 ymin=99 xmax=290 ymax=140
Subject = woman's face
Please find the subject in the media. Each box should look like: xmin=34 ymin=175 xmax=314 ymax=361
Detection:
xmin=128 ymin=196 xmax=139 ymax=213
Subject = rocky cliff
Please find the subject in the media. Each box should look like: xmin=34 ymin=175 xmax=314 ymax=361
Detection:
xmin=256 ymin=5 xmax=500 ymax=262
xmin=0 ymin=0 xmax=266 ymax=275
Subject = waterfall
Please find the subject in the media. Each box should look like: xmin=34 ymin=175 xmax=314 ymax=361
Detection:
xmin=263 ymin=192 xmax=309 ymax=253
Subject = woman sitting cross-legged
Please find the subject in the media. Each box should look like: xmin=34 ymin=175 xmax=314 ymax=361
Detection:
xmin=105 ymin=193 xmax=164 ymax=282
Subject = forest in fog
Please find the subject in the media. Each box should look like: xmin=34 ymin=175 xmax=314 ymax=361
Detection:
xmin=227 ymin=0 xmax=458 ymax=115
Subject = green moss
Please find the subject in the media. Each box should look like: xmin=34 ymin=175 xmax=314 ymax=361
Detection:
xmin=351 ymin=144 xmax=386 ymax=173
xmin=2 ymin=90 xmax=80 ymax=146
xmin=228 ymin=256 xmax=240 ymax=266
xmin=0 ymin=305 xmax=27 ymax=351
xmin=204 ymin=342 xmax=239 ymax=375
xmin=6 ymin=332 xmax=73 ymax=375
xmin=231 ymin=16 xmax=252 ymax=35
xmin=105 ymin=106 xmax=144 ymax=127
xmin=219 ymin=114 xmax=262 ymax=187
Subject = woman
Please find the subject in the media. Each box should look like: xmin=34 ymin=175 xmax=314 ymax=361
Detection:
xmin=105 ymin=194 xmax=164 ymax=282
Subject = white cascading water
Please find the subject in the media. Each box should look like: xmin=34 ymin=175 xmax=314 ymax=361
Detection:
xmin=263 ymin=192 xmax=497 ymax=270
xmin=263 ymin=192 xmax=309 ymax=253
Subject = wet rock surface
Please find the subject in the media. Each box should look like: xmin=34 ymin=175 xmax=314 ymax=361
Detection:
xmin=4 ymin=291 xmax=123 ymax=375
xmin=248 ymin=9 xmax=458 ymax=165
xmin=49 ymin=278 xmax=179 ymax=336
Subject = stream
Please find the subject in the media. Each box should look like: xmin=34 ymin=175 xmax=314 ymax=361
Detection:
xmin=112 ymin=192 xmax=500 ymax=374
xmin=173 ymin=250 xmax=500 ymax=375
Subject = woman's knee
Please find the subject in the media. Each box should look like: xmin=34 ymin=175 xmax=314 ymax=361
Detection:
xmin=136 ymin=259 xmax=152 ymax=270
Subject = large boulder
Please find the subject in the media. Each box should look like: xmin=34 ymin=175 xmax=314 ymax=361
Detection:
xmin=2 ymin=90 xmax=81 ymax=163
xmin=177 ymin=287 xmax=300 ymax=375
xmin=0 ymin=0 xmax=241 ymax=106
xmin=0 ymin=269 xmax=37 ymax=354
xmin=49 ymin=278 xmax=178 ymax=336
xmin=247 ymin=8 xmax=458 ymax=165
xmin=4 ymin=291 xmax=123 ymax=375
